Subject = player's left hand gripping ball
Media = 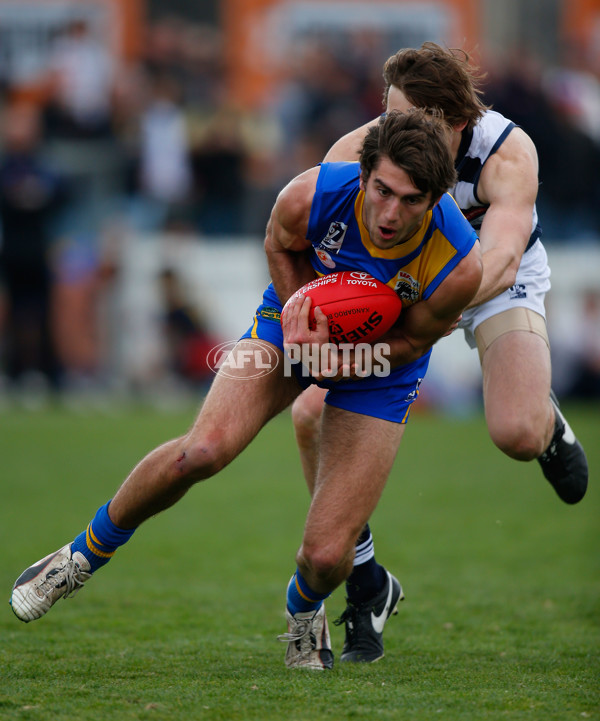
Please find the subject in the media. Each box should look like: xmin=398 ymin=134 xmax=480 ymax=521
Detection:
xmin=283 ymin=272 xmax=402 ymax=344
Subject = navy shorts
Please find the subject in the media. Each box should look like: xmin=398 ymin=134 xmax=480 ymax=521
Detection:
xmin=240 ymin=284 xmax=431 ymax=424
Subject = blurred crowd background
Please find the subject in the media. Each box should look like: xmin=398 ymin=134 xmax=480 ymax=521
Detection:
xmin=0 ymin=0 xmax=598 ymax=411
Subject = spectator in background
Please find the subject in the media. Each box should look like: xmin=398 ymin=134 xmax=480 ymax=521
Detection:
xmin=0 ymin=103 xmax=64 ymax=393
xmin=141 ymin=16 xmax=188 ymax=85
xmin=543 ymin=42 xmax=600 ymax=146
xmin=44 ymin=18 xmax=117 ymax=140
xmin=50 ymin=233 xmax=117 ymax=399
xmin=541 ymin=44 xmax=600 ymax=238
xmin=567 ymin=289 xmax=600 ymax=400
xmin=191 ymin=105 xmax=247 ymax=235
xmin=177 ymin=23 xmax=225 ymax=111
xmin=484 ymin=47 xmax=600 ymax=239
xmin=272 ymin=41 xmax=374 ymax=179
xmin=127 ymin=71 xmax=194 ymax=232
xmin=158 ymin=267 xmax=220 ymax=387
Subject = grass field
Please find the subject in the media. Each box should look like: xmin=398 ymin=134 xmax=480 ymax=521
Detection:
xmin=0 ymin=402 xmax=598 ymax=721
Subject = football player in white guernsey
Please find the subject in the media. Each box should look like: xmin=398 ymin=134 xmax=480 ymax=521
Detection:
xmin=291 ymin=42 xmax=588 ymax=662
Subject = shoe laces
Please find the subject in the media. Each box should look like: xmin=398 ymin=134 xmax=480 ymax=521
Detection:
xmin=39 ymin=560 xmax=91 ymax=600
xmin=541 ymin=407 xmax=567 ymax=462
xmin=334 ymin=603 xmax=358 ymax=632
xmin=278 ymin=617 xmax=316 ymax=656
xmin=540 ymin=443 xmax=557 ymax=463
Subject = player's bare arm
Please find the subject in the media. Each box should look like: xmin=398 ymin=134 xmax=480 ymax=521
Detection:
xmin=384 ymin=242 xmax=483 ymax=366
xmin=466 ymin=128 xmax=539 ymax=308
xmin=323 ymin=121 xmax=374 ymax=162
xmin=265 ymin=167 xmax=319 ymax=304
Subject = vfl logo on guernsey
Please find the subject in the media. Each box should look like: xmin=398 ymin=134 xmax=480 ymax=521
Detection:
xmin=315 ymin=221 xmax=348 ymax=269
xmin=509 ymin=284 xmax=527 ymax=300
xmin=393 ymin=271 xmax=420 ymax=303
xmin=406 ymin=377 xmax=423 ymax=403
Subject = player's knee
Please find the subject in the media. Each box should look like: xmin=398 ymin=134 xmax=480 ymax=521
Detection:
xmin=297 ymin=539 xmax=352 ymax=585
xmin=291 ymin=392 xmax=322 ymax=446
xmin=172 ymin=431 xmax=232 ymax=484
xmin=489 ymin=422 xmax=544 ymax=461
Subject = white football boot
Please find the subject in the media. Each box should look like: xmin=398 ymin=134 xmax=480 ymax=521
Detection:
xmin=278 ymin=604 xmax=334 ymax=669
xmin=10 ymin=544 xmax=92 ymax=622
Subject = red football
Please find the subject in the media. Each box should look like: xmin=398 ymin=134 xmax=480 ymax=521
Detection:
xmin=284 ymin=271 xmax=402 ymax=344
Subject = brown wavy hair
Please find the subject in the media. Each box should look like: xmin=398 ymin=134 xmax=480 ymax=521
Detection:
xmin=360 ymin=109 xmax=457 ymax=201
xmin=383 ymin=42 xmax=489 ymax=131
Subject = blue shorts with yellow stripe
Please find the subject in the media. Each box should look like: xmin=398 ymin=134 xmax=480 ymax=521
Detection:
xmin=240 ymin=283 xmax=431 ymax=424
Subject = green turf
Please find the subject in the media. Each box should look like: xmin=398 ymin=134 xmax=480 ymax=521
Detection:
xmin=0 ymin=402 xmax=598 ymax=720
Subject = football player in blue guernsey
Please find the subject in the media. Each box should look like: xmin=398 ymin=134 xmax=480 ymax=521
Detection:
xmin=291 ymin=42 xmax=589 ymax=663
xmin=10 ymin=110 xmax=482 ymax=670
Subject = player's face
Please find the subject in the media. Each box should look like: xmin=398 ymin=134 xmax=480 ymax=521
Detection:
xmin=360 ymin=157 xmax=434 ymax=249
xmin=386 ymin=85 xmax=415 ymax=115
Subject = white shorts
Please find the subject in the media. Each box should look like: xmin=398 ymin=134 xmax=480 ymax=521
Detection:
xmin=460 ymin=239 xmax=551 ymax=349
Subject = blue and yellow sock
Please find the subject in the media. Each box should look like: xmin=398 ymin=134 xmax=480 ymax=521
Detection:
xmin=286 ymin=569 xmax=330 ymax=615
xmin=71 ymin=501 xmax=136 ymax=573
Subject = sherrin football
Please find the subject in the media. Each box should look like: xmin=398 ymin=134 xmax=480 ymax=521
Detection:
xmin=283 ymin=271 xmax=402 ymax=344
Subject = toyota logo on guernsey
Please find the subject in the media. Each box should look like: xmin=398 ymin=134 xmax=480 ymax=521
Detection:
xmin=207 ymin=340 xmax=280 ymax=379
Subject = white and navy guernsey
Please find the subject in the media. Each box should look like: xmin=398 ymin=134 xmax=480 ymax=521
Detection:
xmin=453 ymin=109 xmax=541 ymax=252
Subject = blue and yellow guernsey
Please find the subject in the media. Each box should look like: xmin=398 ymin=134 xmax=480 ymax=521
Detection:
xmin=241 ymin=161 xmax=478 ymax=422
xmin=307 ymin=162 xmax=477 ymax=307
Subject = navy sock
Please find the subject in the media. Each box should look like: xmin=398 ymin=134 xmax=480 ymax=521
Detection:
xmin=71 ymin=501 xmax=136 ymax=573
xmin=286 ymin=569 xmax=330 ymax=615
xmin=346 ymin=524 xmax=387 ymax=603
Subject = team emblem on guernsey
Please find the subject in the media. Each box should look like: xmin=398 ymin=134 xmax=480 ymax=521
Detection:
xmin=509 ymin=283 xmax=527 ymax=299
xmin=406 ymin=377 xmax=423 ymax=402
xmin=315 ymin=221 xmax=348 ymax=268
xmin=258 ymin=306 xmax=281 ymax=321
xmin=393 ymin=271 xmax=420 ymax=303
xmin=316 ymin=248 xmax=336 ymax=268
